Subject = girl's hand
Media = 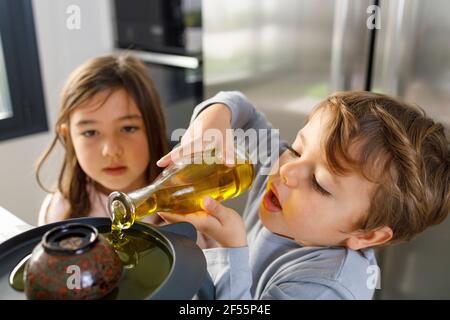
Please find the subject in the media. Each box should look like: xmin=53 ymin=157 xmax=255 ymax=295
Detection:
xmin=157 ymin=196 xmax=247 ymax=248
xmin=156 ymin=104 xmax=235 ymax=168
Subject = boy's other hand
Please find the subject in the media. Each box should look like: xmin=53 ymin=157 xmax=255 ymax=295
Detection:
xmin=157 ymin=196 xmax=247 ymax=248
xmin=156 ymin=103 xmax=234 ymax=168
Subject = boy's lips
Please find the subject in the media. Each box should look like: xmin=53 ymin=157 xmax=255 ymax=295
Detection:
xmin=103 ymin=166 xmax=127 ymax=176
xmin=263 ymin=184 xmax=282 ymax=212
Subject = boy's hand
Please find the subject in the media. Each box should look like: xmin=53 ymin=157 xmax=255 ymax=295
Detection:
xmin=157 ymin=196 xmax=247 ymax=248
xmin=156 ymin=103 xmax=235 ymax=168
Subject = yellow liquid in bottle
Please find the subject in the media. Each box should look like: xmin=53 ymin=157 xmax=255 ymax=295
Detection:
xmin=110 ymin=160 xmax=254 ymax=232
xmin=136 ymin=162 xmax=253 ymax=218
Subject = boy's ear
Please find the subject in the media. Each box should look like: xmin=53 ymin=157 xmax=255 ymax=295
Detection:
xmin=345 ymin=226 xmax=393 ymax=250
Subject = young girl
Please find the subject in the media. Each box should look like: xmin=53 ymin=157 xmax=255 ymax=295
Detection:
xmin=36 ymin=54 xmax=169 ymax=226
xmin=157 ymin=91 xmax=450 ymax=299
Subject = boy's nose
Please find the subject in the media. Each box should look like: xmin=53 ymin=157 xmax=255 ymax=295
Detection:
xmin=279 ymin=161 xmax=307 ymax=188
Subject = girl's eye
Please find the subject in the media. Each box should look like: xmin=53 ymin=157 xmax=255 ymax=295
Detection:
xmin=287 ymin=144 xmax=301 ymax=157
xmin=122 ymin=126 xmax=139 ymax=133
xmin=81 ymin=130 xmax=98 ymax=138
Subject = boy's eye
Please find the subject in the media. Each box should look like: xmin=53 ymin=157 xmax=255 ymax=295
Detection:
xmin=81 ymin=130 xmax=98 ymax=138
xmin=286 ymin=144 xmax=331 ymax=197
xmin=312 ymin=174 xmax=331 ymax=197
xmin=122 ymin=126 xmax=139 ymax=133
xmin=287 ymin=144 xmax=301 ymax=157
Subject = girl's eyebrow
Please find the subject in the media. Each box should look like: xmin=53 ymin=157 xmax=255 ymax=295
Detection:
xmin=75 ymin=114 xmax=142 ymax=126
xmin=76 ymin=119 xmax=98 ymax=126
xmin=116 ymin=114 xmax=142 ymax=121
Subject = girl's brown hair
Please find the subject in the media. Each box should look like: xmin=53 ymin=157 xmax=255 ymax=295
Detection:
xmin=314 ymin=91 xmax=450 ymax=244
xmin=36 ymin=53 xmax=169 ymax=219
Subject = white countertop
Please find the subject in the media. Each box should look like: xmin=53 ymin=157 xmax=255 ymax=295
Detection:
xmin=0 ymin=206 xmax=34 ymax=245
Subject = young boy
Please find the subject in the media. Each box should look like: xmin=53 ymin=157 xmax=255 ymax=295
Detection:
xmin=157 ymin=91 xmax=450 ymax=299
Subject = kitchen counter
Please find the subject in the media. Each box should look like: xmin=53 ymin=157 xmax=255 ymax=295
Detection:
xmin=0 ymin=206 xmax=34 ymax=245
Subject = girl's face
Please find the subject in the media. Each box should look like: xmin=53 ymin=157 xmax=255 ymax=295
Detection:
xmin=68 ymin=88 xmax=150 ymax=194
xmin=259 ymin=108 xmax=379 ymax=248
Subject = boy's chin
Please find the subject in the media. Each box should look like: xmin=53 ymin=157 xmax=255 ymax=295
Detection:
xmin=258 ymin=205 xmax=288 ymax=234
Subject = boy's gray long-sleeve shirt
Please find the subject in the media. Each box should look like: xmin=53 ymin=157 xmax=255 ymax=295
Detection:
xmin=190 ymin=91 xmax=377 ymax=300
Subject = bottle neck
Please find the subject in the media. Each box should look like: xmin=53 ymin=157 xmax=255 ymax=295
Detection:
xmin=108 ymin=185 xmax=158 ymax=230
xmin=127 ymin=184 xmax=156 ymax=208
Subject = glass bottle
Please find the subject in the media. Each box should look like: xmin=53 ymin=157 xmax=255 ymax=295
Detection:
xmin=108 ymin=147 xmax=254 ymax=232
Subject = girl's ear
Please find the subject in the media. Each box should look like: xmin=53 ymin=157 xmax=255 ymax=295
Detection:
xmin=58 ymin=123 xmax=68 ymax=138
xmin=345 ymin=226 xmax=393 ymax=250
xmin=58 ymin=124 xmax=69 ymax=146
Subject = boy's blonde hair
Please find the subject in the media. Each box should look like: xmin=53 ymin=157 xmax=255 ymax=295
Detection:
xmin=314 ymin=91 xmax=449 ymax=244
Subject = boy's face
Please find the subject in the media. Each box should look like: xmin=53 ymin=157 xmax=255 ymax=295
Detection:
xmin=68 ymin=88 xmax=150 ymax=194
xmin=259 ymin=108 xmax=377 ymax=248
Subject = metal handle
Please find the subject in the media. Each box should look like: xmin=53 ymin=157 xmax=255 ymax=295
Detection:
xmin=375 ymin=0 xmax=419 ymax=96
xmin=330 ymin=0 xmax=373 ymax=91
xmin=116 ymin=49 xmax=200 ymax=69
